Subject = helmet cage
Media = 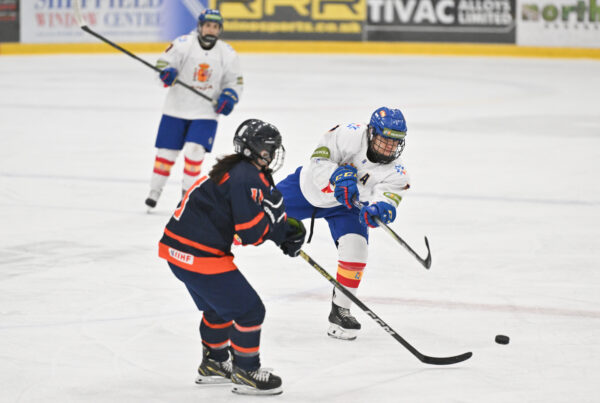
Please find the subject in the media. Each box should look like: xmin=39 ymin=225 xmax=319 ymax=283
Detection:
xmin=234 ymin=119 xmax=286 ymax=173
xmin=367 ymin=126 xmax=405 ymax=163
xmin=197 ymin=9 xmax=223 ymax=45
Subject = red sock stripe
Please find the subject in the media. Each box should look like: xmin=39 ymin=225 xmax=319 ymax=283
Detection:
xmin=153 ymin=168 xmax=170 ymax=176
xmin=203 ymin=340 xmax=230 ymax=349
xmin=183 ymin=168 xmax=201 ymax=176
xmin=336 ymin=274 xmax=361 ymax=288
xmin=155 ymin=157 xmax=175 ymax=166
xmin=338 ymin=261 xmax=366 ymax=270
xmin=202 ymin=317 xmax=233 ymax=329
xmin=184 ymin=157 xmax=203 ymax=166
xmin=234 ymin=323 xmax=262 ymax=333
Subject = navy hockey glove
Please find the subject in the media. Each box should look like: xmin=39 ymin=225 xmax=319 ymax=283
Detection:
xmin=280 ymin=217 xmax=306 ymax=257
xmin=330 ymin=165 xmax=359 ymax=209
xmin=261 ymin=188 xmax=286 ymax=225
xmin=159 ymin=67 xmax=178 ymax=86
xmin=216 ymin=88 xmax=238 ymax=116
xmin=359 ymin=201 xmax=396 ymax=228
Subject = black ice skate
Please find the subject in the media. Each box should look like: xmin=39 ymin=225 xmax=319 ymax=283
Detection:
xmin=195 ymin=349 xmax=232 ymax=385
xmin=145 ymin=189 xmax=161 ymax=210
xmin=328 ymin=302 xmax=361 ymax=341
xmin=231 ymin=365 xmax=282 ymax=395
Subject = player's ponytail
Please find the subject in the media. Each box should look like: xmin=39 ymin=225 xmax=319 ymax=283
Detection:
xmin=208 ymin=154 xmax=246 ymax=183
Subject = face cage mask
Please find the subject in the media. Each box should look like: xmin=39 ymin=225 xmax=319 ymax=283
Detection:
xmin=197 ymin=23 xmax=222 ymax=47
xmin=263 ymin=145 xmax=286 ymax=173
xmin=368 ymin=127 xmax=405 ymax=164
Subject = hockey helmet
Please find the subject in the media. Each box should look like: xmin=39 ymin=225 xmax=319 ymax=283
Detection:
xmin=197 ymin=9 xmax=223 ymax=48
xmin=234 ymin=119 xmax=285 ymax=172
xmin=367 ymin=107 xmax=407 ymax=163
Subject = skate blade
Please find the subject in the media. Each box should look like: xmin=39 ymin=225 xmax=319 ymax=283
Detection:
xmin=195 ymin=375 xmax=231 ymax=385
xmin=231 ymin=384 xmax=282 ymax=396
xmin=327 ymin=324 xmax=358 ymax=341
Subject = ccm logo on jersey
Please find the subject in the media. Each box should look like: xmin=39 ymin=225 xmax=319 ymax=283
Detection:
xmin=169 ymin=248 xmax=194 ymax=264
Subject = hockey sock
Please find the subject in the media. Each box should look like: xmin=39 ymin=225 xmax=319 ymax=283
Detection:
xmin=333 ymin=260 xmax=365 ymax=308
xmin=149 ymin=148 xmax=178 ymax=193
xmin=334 ymin=233 xmax=368 ymax=309
xmin=230 ymin=301 xmax=265 ymax=371
xmin=200 ymin=312 xmax=232 ymax=362
xmin=182 ymin=142 xmax=205 ymax=192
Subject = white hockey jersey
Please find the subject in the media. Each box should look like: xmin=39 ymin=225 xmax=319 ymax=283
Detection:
xmin=299 ymin=122 xmax=410 ymax=209
xmin=157 ymin=32 xmax=243 ymax=120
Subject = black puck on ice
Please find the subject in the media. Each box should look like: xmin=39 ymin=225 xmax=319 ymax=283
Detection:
xmin=495 ymin=335 xmax=510 ymax=345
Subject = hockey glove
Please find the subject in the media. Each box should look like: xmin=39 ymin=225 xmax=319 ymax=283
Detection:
xmin=330 ymin=165 xmax=359 ymax=209
xmin=359 ymin=201 xmax=396 ymax=228
xmin=280 ymin=217 xmax=306 ymax=257
xmin=261 ymin=188 xmax=286 ymax=225
xmin=216 ymin=88 xmax=239 ymax=116
xmin=159 ymin=67 xmax=178 ymax=86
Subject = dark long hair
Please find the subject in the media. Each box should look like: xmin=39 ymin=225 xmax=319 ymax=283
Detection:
xmin=208 ymin=154 xmax=247 ymax=183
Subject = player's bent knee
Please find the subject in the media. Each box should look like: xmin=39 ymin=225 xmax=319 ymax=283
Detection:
xmin=236 ymin=299 xmax=266 ymax=327
xmin=184 ymin=142 xmax=206 ymax=160
xmin=337 ymin=233 xmax=368 ymax=263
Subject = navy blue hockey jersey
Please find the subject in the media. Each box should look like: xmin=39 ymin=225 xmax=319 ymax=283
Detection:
xmin=158 ymin=160 xmax=287 ymax=274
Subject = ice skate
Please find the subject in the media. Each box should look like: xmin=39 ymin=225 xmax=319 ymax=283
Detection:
xmin=231 ymin=365 xmax=282 ymax=395
xmin=145 ymin=189 xmax=162 ymax=211
xmin=328 ymin=302 xmax=361 ymax=341
xmin=195 ymin=349 xmax=232 ymax=385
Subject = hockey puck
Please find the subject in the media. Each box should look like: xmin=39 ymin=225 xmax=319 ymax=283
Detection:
xmin=495 ymin=335 xmax=510 ymax=345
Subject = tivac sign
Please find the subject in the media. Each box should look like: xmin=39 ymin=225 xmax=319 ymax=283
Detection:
xmin=211 ymin=0 xmax=365 ymax=40
xmin=366 ymin=0 xmax=516 ymax=43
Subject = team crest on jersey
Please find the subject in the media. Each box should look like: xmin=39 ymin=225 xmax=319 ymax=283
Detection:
xmin=394 ymin=164 xmax=406 ymax=175
xmin=251 ymin=188 xmax=264 ymax=204
xmin=194 ymin=63 xmax=212 ymax=82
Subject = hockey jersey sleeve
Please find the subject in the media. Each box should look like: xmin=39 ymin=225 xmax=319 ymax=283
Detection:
xmin=230 ymin=171 xmax=285 ymax=246
xmin=219 ymin=43 xmax=244 ymax=99
xmin=155 ymin=35 xmax=189 ymax=72
xmin=303 ymin=124 xmax=365 ymax=201
xmin=369 ymin=163 xmax=411 ymax=208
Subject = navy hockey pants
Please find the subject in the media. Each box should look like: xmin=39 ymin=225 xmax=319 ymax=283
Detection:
xmin=169 ymin=262 xmax=265 ymax=371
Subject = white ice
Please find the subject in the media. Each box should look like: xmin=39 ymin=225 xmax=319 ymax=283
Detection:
xmin=0 ymin=51 xmax=599 ymax=403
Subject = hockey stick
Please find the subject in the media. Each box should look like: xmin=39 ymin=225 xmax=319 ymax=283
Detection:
xmin=298 ymin=250 xmax=471 ymax=365
xmin=72 ymin=0 xmax=216 ymax=106
xmin=354 ymin=200 xmax=431 ymax=269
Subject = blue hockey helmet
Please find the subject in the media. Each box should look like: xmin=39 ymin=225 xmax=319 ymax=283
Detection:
xmin=198 ymin=9 xmax=224 ymax=27
xmin=367 ymin=107 xmax=407 ymax=163
xmin=197 ymin=9 xmax=223 ymax=48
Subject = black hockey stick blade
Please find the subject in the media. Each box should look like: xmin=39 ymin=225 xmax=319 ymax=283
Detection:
xmin=72 ymin=0 xmax=216 ymax=106
xmin=353 ymin=199 xmax=431 ymax=269
xmin=299 ymin=250 xmax=472 ymax=366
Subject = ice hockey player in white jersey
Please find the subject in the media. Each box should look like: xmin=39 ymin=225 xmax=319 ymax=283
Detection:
xmin=145 ymin=9 xmax=243 ymax=209
xmin=276 ymin=107 xmax=410 ymax=340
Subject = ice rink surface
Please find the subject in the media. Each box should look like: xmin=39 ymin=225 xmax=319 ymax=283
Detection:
xmin=1 ymin=51 xmax=599 ymax=402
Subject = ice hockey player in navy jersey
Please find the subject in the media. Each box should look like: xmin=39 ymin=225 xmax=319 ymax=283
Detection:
xmin=145 ymin=9 xmax=244 ymax=209
xmin=159 ymin=119 xmax=306 ymax=395
xmin=277 ymin=107 xmax=410 ymax=341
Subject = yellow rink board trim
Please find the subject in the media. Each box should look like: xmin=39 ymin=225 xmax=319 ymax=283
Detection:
xmin=1 ymin=41 xmax=599 ymax=60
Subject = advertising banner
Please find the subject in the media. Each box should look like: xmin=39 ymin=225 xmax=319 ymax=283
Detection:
xmin=213 ymin=0 xmax=365 ymax=41
xmin=20 ymin=0 xmax=207 ymax=44
xmin=517 ymin=0 xmax=600 ymax=47
xmin=365 ymin=0 xmax=516 ymax=43
xmin=0 ymin=0 xmax=19 ymax=42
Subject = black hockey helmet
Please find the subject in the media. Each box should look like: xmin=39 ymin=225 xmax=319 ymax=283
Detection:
xmin=234 ymin=119 xmax=285 ymax=172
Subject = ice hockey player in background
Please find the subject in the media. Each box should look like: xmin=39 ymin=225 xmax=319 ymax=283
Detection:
xmin=276 ymin=107 xmax=410 ymax=341
xmin=158 ymin=119 xmax=305 ymax=395
xmin=145 ymin=9 xmax=243 ymax=209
